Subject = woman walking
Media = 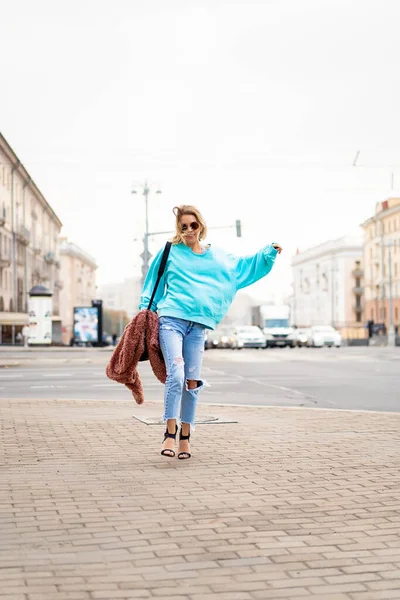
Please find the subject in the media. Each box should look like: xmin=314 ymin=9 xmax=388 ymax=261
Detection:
xmin=139 ymin=205 xmax=282 ymax=459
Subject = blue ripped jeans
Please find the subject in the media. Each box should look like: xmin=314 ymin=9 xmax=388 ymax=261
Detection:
xmin=158 ymin=316 xmax=206 ymax=428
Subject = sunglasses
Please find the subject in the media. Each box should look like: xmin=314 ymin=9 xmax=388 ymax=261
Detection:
xmin=181 ymin=221 xmax=200 ymax=232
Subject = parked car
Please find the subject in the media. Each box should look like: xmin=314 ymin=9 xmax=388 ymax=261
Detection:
xmin=205 ymin=330 xmax=220 ymax=350
xmin=231 ymin=325 xmax=266 ymax=349
xmin=289 ymin=328 xmax=311 ymax=348
xmin=216 ymin=325 xmax=235 ymax=349
xmin=262 ymin=305 xmax=295 ymax=348
xmin=307 ymin=326 xmax=341 ymax=348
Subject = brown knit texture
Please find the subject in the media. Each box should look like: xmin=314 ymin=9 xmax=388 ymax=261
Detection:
xmin=105 ymin=310 xmax=166 ymax=404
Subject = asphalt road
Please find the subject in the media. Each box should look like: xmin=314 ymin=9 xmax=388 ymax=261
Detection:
xmin=0 ymin=346 xmax=399 ymax=412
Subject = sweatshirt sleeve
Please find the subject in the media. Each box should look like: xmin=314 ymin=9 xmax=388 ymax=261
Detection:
xmin=233 ymin=244 xmax=278 ymax=290
xmin=138 ymin=247 xmax=167 ymax=311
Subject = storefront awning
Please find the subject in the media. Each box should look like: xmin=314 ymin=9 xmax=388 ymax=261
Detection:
xmin=0 ymin=312 xmax=28 ymax=326
xmin=0 ymin=312 xmax=62 ymax=325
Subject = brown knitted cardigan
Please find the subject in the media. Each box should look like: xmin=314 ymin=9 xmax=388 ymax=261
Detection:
xmin=105 ymin=309 xmax=166 ymax=404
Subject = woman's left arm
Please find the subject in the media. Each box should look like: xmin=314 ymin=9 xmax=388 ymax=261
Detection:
xmin=233 ymin=243 xmax=282 ymax=290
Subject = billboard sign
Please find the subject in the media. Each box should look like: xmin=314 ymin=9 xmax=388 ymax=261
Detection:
xmin=73 ymin=306 xmax=99 ymax=343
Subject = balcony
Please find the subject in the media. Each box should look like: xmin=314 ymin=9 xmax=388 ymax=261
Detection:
xmin=44 ymin=251 xmax=56 ymax=264
xmin=352 ymin=267 xmax=364 ymax=278
xmin=33 ymin=246 xmax=41 ymax=256
xmin=353 ymin=301 xmax=364 ymax=312
xmin=16 ymin=225 xmax=30 ymax=246
xmin=352 ymin=286 xmax=364 ymax=295
xmin=0 ymin=250 xmax=11 ymax=268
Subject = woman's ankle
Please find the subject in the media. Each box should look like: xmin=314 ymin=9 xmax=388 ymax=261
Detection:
xmin=180 ymin=423 xmax=190 ymax=437
xmin=167 ymin=419 xmax=177 ymax=434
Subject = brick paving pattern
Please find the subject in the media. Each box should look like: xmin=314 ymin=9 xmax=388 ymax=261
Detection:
xmin=1 ymin=397 xmax=400 ymax=599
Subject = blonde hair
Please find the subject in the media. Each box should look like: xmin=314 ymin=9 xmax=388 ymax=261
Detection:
xmin=170 ymin=205 xmax=208 ymax=245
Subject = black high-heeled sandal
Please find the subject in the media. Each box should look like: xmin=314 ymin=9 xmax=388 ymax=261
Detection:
xmin=161 ymin=424 xmax=178 ymax=457
xmin=178 ymin=429 xmax=191 ymax=460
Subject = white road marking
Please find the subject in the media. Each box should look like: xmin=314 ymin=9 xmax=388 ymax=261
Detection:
xmin=42 ymin=373 xmax=73 ymax=377
xmin=31 ymin=385 xmax=68 ymax=389
xmin=0 ymin=374 xmax=23 ymax=379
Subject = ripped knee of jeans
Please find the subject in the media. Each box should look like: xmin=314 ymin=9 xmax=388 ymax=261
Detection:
xmin=185 ymin=379 xmax=204 ymax=392
xmin=173 ymin=357 xmax=184 ymax=367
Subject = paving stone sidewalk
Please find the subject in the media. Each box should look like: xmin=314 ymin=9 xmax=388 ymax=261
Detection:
xmin=1 ymin=397 xmax=400 ymax=600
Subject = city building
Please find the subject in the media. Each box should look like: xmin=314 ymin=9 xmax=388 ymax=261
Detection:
xmin=221 ymin=291 xmax=254 ymax=326
xmin=98 ymin=277 xmax=142 ymax=320
xmin=58 ymin=238 xmax=97 ymax=344
xmin=0 ymin=133 xmax=63 ymax=344
xmin=291 ymin=234 xmax=364 ymax=336
xmin=361 ymin=197 xmax=400 ymax=333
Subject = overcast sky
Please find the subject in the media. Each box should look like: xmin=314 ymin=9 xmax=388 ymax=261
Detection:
xmin=1 ymin=0 xmax=400 ymax=302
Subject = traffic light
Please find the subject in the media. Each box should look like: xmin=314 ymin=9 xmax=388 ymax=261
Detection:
xmin=235 ymin=219 xmax=242 ymax=237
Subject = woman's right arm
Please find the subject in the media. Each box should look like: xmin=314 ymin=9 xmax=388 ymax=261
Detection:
xmin=138 ymin=247 xmax=167 ymax=311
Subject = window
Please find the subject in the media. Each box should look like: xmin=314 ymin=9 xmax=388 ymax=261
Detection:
xmin=371 ymin=309 xmax=374 ymax=320
xmin=356 ymin=312 xmax=361 ymax=323
xmin=395 ymin=307 xmax=398 ymax=321
xmin=356 ymin=278 xmax=361 ymax=287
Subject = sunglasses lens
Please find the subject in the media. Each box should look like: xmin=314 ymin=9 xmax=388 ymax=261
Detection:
xmin=181 ymin=221 xmax=200 ymax=232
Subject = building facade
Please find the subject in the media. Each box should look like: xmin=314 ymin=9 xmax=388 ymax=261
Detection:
xmin=58 ymin=238 xmax=97 ymax=344
xmin=361 ymin=197 xmax=400 ymax=332
xmin=97 ymin=277 xmax=142 ymax=322
xmin=0 ymin=133 xmax=63 ymax=344
xmin=291 ymin=234 xmax=364 ymax=334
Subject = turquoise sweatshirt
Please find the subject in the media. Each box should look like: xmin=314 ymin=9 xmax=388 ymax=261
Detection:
xmin=138 ymin=242 xmax=278 ymax=330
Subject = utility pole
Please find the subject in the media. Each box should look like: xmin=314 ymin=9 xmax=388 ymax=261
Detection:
xmin=131 ymin=181 xmax=161 ymax=285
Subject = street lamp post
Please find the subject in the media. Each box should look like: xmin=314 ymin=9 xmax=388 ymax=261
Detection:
xmin=132 ymin=181 xmax=162 ymax=284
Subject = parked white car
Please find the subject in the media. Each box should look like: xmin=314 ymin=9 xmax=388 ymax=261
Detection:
xmin=307 ymin=326 xmax=342 ymax=348
xmin=231 ymin=325 xmax=266 ymax=349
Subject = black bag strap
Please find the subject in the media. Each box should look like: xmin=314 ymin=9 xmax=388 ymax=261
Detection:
xmin=147 ymin=242 xmax=172 ymax=310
